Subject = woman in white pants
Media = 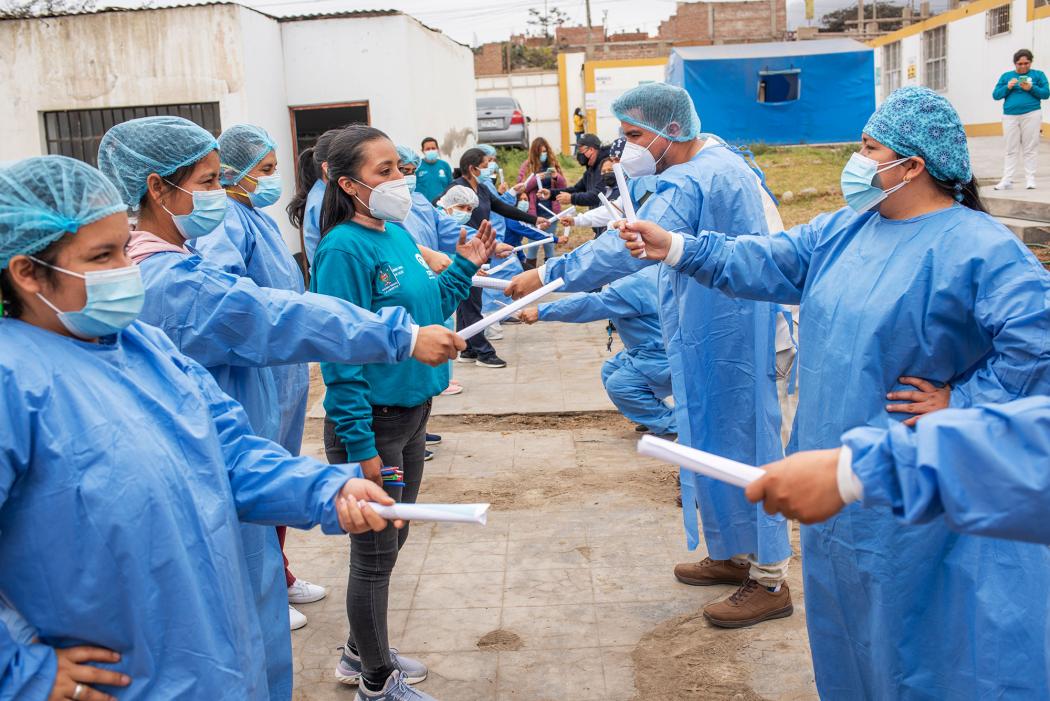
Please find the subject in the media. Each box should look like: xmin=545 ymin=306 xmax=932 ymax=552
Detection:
xmin=993 ymin=48 xmax=1049 ymax=190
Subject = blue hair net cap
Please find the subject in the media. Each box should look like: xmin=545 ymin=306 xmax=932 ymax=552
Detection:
xmin=97 ymin=116 xmax=218 ymax=209
xmin=478 ymin=144 xmax=497 ymax=157
xmin=863 ymin=86 xmax=972 ymax=183
xmin=611 ymin=82 xmax=701 ymax=142
xmin=396 ymin=145 xmax=421 ymax=168
xmin=0 ymin=155 xmax=126 ymax=268
xmin=218 ymin=124 xmax=277 ymax=186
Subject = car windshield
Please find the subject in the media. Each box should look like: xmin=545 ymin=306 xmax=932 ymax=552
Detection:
xmin=477 ymin=97 xmax=517 ymax=110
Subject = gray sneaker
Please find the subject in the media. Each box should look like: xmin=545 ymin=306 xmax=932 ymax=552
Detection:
xmin=336 ymin=645 xmax=428 ymax=686
xmin=354 ymin=670 xmax=438 ymax=701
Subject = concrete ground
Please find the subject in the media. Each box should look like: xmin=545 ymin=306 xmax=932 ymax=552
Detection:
xmin=290 ymin=318 xmax=816 ymax=701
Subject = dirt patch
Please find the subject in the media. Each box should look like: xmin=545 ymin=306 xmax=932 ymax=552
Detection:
xmin=631 ymin=611 xmax=765 ymax=701
xmin=476 ymin=629 xmax=523 ymax=651
xmin=422 ymin=458 xmax=679 ymax=510
xmin=427 ymin=410 xmax=632 ymax=432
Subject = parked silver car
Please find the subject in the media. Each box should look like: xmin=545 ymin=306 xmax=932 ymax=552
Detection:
xmin=476 ymin=96 xmax=531 ymax=149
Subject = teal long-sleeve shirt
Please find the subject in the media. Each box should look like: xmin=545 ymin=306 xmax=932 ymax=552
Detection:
xmin=311 ymin=219 xmax=477 ymax=461
xmin=993 ymin=69 xmax=1050 ymax=115
xmin=416 ymin=158 xmax=455 ymax=203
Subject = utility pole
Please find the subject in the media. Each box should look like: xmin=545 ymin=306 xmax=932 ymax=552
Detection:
xmin=857 ymin=0 xmax=864 ymax=38
xmin=586 ymin=0 xmax=593 ymax=50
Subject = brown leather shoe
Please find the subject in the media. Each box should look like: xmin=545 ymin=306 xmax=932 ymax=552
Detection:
xmin=703 ymin=579 xmax=794 ymax=628
xmin=673 ymin=557 xmax=749 ymax=586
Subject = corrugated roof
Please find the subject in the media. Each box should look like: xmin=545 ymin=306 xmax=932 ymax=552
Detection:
xmin=0 ymin=1 xmax=274 ymax=21
xmin=672 ymin=38 xmax=872 ymax=61
xmin=274 ymin=8 xmax=399 ymax=22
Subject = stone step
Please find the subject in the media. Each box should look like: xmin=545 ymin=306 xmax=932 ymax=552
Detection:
xmin=982 ymin=193 xmax=1050 ymax=223
xmin=995 ymin=216 xmax=1050 ymax=244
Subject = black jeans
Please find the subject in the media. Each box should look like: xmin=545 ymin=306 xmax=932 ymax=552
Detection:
xmin=456 ymin=286 xmax=496 ymax=359
xmin=323 ymin=400 xmax=431 ymax=686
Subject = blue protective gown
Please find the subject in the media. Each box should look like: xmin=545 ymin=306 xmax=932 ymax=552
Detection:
xmin=195 ymin=199 xmax=310 ymax=456
xmin=670 ymin=203 xmax=1050 ymax=698
xmin=845 ymin=396 xmax=1050 ymax=544
xmin=542 ymin=143 xmax=790 ymax=562
xmin=0 ymin=319 xmax=359 ymax=700
xmin=539 ymin=267 xmax=675 ymax=434
xmin=303 ymin=179 xmax=325 ymax=268
xmin=136 ymin=245 xmax=413 ymax=700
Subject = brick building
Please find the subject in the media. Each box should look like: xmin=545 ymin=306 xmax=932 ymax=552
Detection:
xmin=658 ymin=0 xmax=788 ymax=44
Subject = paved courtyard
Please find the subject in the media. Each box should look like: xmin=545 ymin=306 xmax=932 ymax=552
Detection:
xmin=290 ymin=318 xmax=815 ymax=701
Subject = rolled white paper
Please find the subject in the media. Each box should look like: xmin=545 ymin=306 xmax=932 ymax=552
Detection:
xmin=523 ymin=172 xmax=536 ymax=190
xmin=612 ymin=163 xmax=645 ymax=258
xmin=486 ymin=257 xmax=518 ymax=275
xmin=637 ymin=434 xmax=765 ymax=488
xmin=597 ymin=192 xmax=622 ymax=222
xmin=366 ymin=502 xmax=490 ymax=525
xmin=472 ymin=275 xmax=511 ymax=290
xmin=512 ymin=236 xmax=554 ymax=253
xmin=458 ymin=277 xmax=565 ymax=340
xmin=499 ymin=168 xmax=505 ymax=186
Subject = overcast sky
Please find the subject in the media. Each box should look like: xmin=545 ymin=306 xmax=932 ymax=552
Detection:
xmin=95 ymin=0 xmax=950 ymax=46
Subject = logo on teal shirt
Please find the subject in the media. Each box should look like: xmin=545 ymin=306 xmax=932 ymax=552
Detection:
xmin=376 ymin=262 xmax=402 ymax=294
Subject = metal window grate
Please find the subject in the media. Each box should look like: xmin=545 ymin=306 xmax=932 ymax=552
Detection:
xmin=922 ymin=26 xmax=947 ymax=92
xmin=986 ymin=4 xmax=1011 ymax=37
xmin=883 ymin=41 xmax=902 ymax=98
xmin=42 ymin=103 xmax=221 ymax=167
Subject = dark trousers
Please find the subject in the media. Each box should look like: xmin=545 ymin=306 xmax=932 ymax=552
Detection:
xmin=456 ymin=286 xmax=496 ymax=359
xmin=323 ymin=400 xmax=431 ymax=685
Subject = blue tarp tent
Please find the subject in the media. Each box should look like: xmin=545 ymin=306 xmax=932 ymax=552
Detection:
xmin=667 ymin=39 xmax=875 ymax=145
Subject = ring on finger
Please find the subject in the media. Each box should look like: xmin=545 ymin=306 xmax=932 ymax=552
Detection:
xmin=73 ymin=683 xmax=86 ymax=700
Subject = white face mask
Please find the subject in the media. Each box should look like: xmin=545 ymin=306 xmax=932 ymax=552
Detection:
xmin=618 ymin=131 xmax=673 ymax=178
xmin=350 ymin=177 xmax=413 ymax=222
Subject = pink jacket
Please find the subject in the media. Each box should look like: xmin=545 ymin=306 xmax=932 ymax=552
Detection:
xmin=516 ymin=161 xmax=567 ymax=217
xmin=126 ymin=230 xmax=188 ymax=265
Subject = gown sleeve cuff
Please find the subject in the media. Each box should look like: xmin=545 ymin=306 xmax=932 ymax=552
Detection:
xmin=409 ymin=324 xmax=419 ymax=357
xmin=836 ymin=445 xmax=864 ymax=503
xmin=664 ymin=233 xmax=686 ymax=267
xmin=537 ymin=262 xmax=549 ymax=284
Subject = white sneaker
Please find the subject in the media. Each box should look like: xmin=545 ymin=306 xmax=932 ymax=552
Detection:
xmin=289 ymin=605 xmax=307 ymax=631
xmin=288 ymin=578 xmax=327 ymax=604
xmin=993 ymin=179 xmax=1013 ymax=190
xmin=1027 ymin=179 xmax=1037 ymax=190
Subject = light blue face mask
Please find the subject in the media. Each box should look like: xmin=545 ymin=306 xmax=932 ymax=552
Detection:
xmin=242 ymin=173 xmax=282 ymax=208
xmin=448 ymin=208 xmax=471 ymax=225
xmin=423 ymin=149 xmax=439 ymax=163
xmin=840 ymin=152 xmax=912 ymax=213
xmin=162 ymin=182 xmax=228 ymax=240
xmin=404 ymin=174 xmax=417 ymax=194
xmin=479 ymin=162 xmax=497 ymax=181
xmin=516 ymin=199 xmax=529 ymax=212
xmin=539 ymin=152 xmax=548 ymax=164
xmin=30 ymin=258 xmax=145 ymax=339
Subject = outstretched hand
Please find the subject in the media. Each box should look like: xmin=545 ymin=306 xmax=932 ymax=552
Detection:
xmin=336 ymin=478 xmax=404 ymax=533
xmin=504 ymin=268 xmax=543 ymax=300
xmin=456 ymin=220 xmax=497 ymax=267
xmin=618 ymin=220 xmax=673 ymax=260
xmin=744 ymin=449 xmax=845 ymax=524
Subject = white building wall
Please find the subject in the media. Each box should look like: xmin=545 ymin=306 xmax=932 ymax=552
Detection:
xmin=475 ymin=71 xmax=561 ymax=152
xmin=232 ymin=6 xmax=299 ymax=249
xmin=0 ymin=4 xmax=247 ymax=161
xmin=591 ymin=63 xmax=667 ymax=142
xmin=562 ymin=51 xmax=587 ymax=153
xmin=280 ymin=13 xmax=476 ymax=165
xmin=874 ymin=0 xmax=1050 ymax=132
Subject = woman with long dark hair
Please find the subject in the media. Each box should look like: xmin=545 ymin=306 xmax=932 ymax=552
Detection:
xmin=517 ymin=137 xmax=566 ymax=267
xmin=312 ymin=125 xmax=495 ymax=701
xmin=449 ymin=147 xmax=545 ymax=366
